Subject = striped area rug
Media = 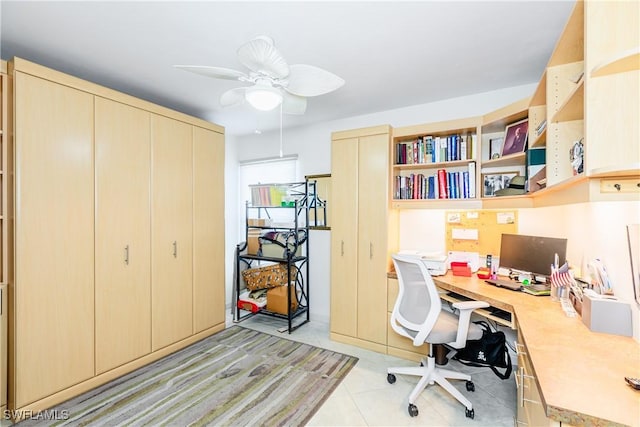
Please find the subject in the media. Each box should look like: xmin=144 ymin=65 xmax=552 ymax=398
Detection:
xmin=19 ymin=326 xmax=358 ymax=427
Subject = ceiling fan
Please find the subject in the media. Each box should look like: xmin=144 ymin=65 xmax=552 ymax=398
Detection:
xmin=175 ymin=35 xmax=344 ymax=114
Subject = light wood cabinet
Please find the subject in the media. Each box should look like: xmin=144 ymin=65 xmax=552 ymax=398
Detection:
xmin=0 ymin=64 xmax=8 ymax=413
xmin=94 ymin=97 xmax=151 ymax=374
xmin=330 ymin=126 xmax=397 ymax=350
xmin=13 ymin=72 xmax=95 ymax=408
xmin=151 ymin=114 xmax=194 ymax=351
xmin=584 ymin=0 xmax=639 ymax=177
xmin=514 ymin=329 xmax=571 ymax=427
xmin=7 ymin=57 xmax=225 ymax=415
xmin=193 ymin=126 xmax=225 ymax=332
xmin=330 ymin=135 xmax=359 ymax=338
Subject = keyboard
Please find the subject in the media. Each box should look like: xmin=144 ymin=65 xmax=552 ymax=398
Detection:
xmin=484 ymin=278 xmax=522 ymax=291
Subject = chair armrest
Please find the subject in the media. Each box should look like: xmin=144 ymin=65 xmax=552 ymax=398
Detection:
xmin=449 ymin=300 xmax=490 ymax=349
xmin=452 ymin=300 xmax=490 ymax=311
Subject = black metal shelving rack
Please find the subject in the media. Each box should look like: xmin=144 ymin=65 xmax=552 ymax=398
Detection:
xmin=233 ymin=182 xmax=310 ymax=333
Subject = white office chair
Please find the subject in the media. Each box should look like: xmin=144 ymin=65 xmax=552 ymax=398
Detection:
xmin=387 ymin=254 xmax=489 ymax=419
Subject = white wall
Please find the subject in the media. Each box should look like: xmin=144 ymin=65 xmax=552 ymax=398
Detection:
xmin=224 ymin=83 xmax=536 ymax=323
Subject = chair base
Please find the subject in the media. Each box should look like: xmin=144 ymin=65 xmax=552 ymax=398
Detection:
xmin=388 ymin=354 xmax=474 ymax=412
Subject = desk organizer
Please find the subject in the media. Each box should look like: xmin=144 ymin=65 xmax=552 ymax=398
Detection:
xmin=581 ymin=294 xmax=632 ymax=336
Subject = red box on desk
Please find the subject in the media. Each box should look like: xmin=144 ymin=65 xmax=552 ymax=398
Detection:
xmin=451 ymin=262 xmax=471 ymax=277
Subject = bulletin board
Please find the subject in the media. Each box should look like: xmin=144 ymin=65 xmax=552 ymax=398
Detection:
xmin=445 ymin=210 xmax=518 ymax=257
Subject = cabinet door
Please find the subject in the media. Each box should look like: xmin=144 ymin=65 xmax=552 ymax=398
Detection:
xmin=14 ymin=73 xmax=94 ymax=407
xmin=151 ymin=115 xmax=193 ymax=351
xmin=357 ymin=133 xmax=389 ymax=344
xmin=95 ymin=98 xmax=151 ymax=373
xmin=330 ymin=137 xmax=358 ymax=337
xmin=585 ymin=0 xmax=639 ymax=175
xmin=193 ymin=126 xmax=225 ymax=333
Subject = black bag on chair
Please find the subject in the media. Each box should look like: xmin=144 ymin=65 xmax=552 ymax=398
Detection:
xmin=452 ymin=321 xmax=513 ymax=380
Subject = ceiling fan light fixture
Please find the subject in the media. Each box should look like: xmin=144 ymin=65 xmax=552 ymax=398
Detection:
xmin=245 ymin=85 xmax=283 ymax=111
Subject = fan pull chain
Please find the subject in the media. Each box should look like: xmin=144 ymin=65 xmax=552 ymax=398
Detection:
xmin=279 ymin=102 xmax=283 ymax=158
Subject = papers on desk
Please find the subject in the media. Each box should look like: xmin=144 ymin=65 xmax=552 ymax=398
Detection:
xmin=587 ymin=258 xmax=613 ymax=295
xmin=397 ymin=250 xmax=448 ymax=276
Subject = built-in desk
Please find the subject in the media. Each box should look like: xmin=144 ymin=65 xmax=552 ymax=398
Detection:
xmin=391 ymin=271 xmax=640 ymax=427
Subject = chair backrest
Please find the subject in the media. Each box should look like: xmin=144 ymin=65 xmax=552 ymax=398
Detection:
xmin=390 ymin=254 xmax=442 ymax=338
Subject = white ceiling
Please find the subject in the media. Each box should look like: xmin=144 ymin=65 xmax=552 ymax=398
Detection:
xmin=0 ymin=1 xmax=576 ymax=136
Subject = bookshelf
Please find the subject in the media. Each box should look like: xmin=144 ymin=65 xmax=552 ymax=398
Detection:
xmin=479 ymin=98 xmax=530 ymax=200
xmin=383 ymin=1 xmax=638 ymax=210
xmin=391 ymin=117 xmax=481 ymax=207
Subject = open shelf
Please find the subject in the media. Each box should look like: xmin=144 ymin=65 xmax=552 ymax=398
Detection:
xmin=591 ymin=46 xmax=640 ymax=77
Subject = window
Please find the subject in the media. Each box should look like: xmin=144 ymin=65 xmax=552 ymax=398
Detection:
xmin=237 ymin=155 xmax=298 ymax=241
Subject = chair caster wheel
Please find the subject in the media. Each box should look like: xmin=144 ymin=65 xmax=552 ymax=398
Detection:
xmin=466 ymin=381 xmax=475 ymax=392
xmin=465 ymin=408 xmax=474 ymax=419
xmin=408 ymin=404 xmax=419 ymax=417
xmin=387 ymin=373 xmax=396 ymax=384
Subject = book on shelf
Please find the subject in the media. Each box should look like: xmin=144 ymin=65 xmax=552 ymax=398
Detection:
xmin=526 ymin=147 xmax=546 ymax=192
xmin=392 ymin=162 xmax=476 ymax=201
xmin=468 ymin=161 xmax=476 ymax=198
xmin=428 ymin=175 xmax=436 ymax=199
xmin=438 ymin=169 xmax=448 ymax=199
xmin=395 ymin=133 xmax=475 ymax=165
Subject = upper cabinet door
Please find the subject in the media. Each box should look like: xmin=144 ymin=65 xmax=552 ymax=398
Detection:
xmin=192 ymin=126 xmax=225 ymax=333
xmin=151 ymin=114 xmax=194 ymax=351
xmin=95 ymin=97 xmax=152 ymax=374
xmin=14 ymin=72 xmax=95 ymax=407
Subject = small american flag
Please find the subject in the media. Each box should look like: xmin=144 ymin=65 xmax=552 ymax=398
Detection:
xmin=551 ymin=262 xmax=574 ymax=287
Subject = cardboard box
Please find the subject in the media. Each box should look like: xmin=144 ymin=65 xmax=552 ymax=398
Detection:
xmin=267 ymin=285 xmax=298 ymax=315
xmin=247 ymin=229 xmax=261 ymax=255
xmin=247 ymin=218 xmax=267 ymax=227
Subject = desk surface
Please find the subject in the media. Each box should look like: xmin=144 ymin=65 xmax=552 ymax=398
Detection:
xmin=392 ymin=271 xmax=640 ymax=427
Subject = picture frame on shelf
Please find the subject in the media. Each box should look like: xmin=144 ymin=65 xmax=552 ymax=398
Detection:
xmin=482 ymin=172 xmax=519 ymax=197
xmin=489 ymin=138 xmax=503 ymax=160
xmin=501 ymin=119 xmax=528 ymax=156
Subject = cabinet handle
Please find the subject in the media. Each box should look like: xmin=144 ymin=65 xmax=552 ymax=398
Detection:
xmin=369 ymin=243 xmax=373 ymax=259
xmin=173 ymin=241 xmax=177 ymax=258
xmin=341 ymin=240 xmax=344 ymax=257
xmin=124 ymin=245 xmax=129 ymax=265
xmin=518 ymin=367 xmax=525 ymax=408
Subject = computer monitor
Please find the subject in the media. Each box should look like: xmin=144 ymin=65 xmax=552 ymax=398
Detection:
xmin=498 ymin=233 xmax=567 ymax=278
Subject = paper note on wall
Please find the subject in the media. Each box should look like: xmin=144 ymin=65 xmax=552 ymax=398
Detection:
xmin=497 ymin=212 xmax=516 ymax=224
xmin=446 ymin=209 xmax=518 ymax=256
xmin=451 ymin=228 xmax=478 ymax=240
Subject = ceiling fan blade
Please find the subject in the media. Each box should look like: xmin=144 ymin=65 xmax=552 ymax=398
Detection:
xmin=174 ymin=65 xmax=248 ymax=81
xmin=237 ymin=35 xmax=289 ymax=79
xmin=282 ymin=91 xmax=307 ymax=115
xmin=285 ymin=64 xmax=345 ymax=97
xmin=220 ymin=87 xmax=247 ymax=107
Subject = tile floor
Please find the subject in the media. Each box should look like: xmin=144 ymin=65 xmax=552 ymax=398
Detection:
xmin=229 ymin=313 xmax=517 ymax=427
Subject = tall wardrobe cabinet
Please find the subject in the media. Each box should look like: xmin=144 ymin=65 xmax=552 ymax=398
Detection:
xmin=13 ymin=69 xmax=96 ymax=409
xmin=8 ymin=58 xmax=226 ymax=414
xmin=151 ymin=115 xmax=194 ymax=351
xmin=95 ymin=97 xmax=151 ymax=375
xmin=330 ymin=125 xmax=398 ymax=352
